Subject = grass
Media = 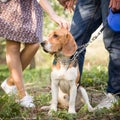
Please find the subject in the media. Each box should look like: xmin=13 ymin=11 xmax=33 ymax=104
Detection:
xmin=0 ymin=64 xmax=120 ymax=120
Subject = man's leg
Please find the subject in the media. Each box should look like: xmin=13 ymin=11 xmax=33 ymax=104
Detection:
xmin=102 ymin=0 xmax=120 ymax=96
xmin=70 ymin=0 xmax=102 ymax=76
xmin=95 ymin=0 xmax=120 ymax=110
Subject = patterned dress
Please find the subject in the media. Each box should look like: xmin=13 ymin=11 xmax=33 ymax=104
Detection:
xmin=0 ymin=0 xmax=43 ymax=43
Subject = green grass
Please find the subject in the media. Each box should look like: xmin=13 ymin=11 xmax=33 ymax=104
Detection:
xmin=82 ymin=65 xmax=108 ymax=90
xmin=0 ymin=65 xmax=120 ymax=120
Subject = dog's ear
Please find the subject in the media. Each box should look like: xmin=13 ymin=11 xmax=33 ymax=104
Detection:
xmin=62 ymin=33 xmax=77 ymax=57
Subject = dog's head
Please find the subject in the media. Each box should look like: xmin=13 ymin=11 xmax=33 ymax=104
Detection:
xmin=41 ymin=28 xmax=77 ymax=57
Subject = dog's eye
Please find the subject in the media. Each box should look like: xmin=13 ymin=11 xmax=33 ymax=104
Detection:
xmin=53 ymin=34 xmax=58 ymax=38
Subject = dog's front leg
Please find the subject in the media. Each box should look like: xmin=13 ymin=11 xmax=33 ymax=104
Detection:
xmin=68 ymin=81 xmax=77 ymax=114
xmin=50 ymin=79 xmax=59 ymax=112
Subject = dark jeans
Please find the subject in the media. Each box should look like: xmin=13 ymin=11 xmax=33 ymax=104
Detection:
xmin=70 ymin=0 xmax=120 ymax=94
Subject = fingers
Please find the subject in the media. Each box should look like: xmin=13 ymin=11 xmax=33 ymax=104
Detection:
xmin=66 ymin=0 xmax=75 ymax=12
xmin=116 ymin=2 xmax=120 ymax=11
xmin=66 ymin=1 xmax=74 ymax=12
xmin=112 ymin=1 xmax=118 ymax=11
xmin=51 ymin=14 xmax=70 ymax=30
xmin=58 ymin=17 xmax=70 ymax=30
xmin=57 ymin=0 xmax=69 ymax=9
xmin=109 ymin=0 xmax=120 ymax=12
xmin=57 ymin=0 xmax=76 ymax=12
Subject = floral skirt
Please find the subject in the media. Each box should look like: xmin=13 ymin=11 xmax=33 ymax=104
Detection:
xmin=0 ymin=0 xmax=43 ymax=43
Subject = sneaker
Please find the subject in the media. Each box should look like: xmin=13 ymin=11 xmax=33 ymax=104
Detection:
xmin=1 ymin=79 xmax=17 ymax=95
xmin=94 ymin=93 xmax=118 ymax=110
xmin=20 ymin=93 xmax=35 ymax=108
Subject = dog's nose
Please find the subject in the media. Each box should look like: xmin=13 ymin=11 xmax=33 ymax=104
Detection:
xmin=41 ymin=41 xmax=45 ymax=47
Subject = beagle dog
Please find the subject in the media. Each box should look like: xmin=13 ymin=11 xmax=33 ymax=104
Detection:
xmin=41 ymin=28 xmax=94 ymax=114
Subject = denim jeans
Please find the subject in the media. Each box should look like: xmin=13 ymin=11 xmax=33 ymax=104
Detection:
xmin=70 ymin=0 xmax=120 ymax=94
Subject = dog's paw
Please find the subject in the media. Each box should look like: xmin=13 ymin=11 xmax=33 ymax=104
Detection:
xmin=68 ymin=108 xmax=76 ymax=114
xmin=48 ymin=104 xmax=57 ymax=115
xmin=87 ymin=105 xmax=95 ymax=112
xmin=50 ymin=105 xmax=57 ymax=111
xmin=48 ymin=108 xmax=57 ymax=116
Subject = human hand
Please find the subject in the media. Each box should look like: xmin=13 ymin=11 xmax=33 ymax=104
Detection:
xmin=109 ymin=0 xmax=120 ymax=12
xmin=65 ymin=0 xmax=76 ymax=12
xmin=51 ymin=14 xmax=70 ymax=30
xmin=38 ymin=0 xmax=70 ymax=29
xmin=57 ymin=0 xmax=69 ymax=8
xmin=57 ymin=0 xmax=76 ymax=12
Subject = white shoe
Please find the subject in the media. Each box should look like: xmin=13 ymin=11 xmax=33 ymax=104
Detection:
xmin=1 ymin=79 xmax=17 ymax=95
xmin=20 ymin=93 xmax=35 ymax=108
xmin=94 ymin=93 xmax=118 ymax=110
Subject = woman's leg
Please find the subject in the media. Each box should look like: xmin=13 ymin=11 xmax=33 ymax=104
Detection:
xmin=20 ymin=43 xmax=39 ymax=70
xmin=7 ymin=42 xmax=40 ymax=87
xmin=6 ymin=40 xmax=26 ymax=98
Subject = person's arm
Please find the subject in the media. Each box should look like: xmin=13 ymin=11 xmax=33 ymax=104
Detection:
xmin=109 ymin=0 xmax=120 ymax=12
xmin=37 ymin=0 xmax=69 ymax=29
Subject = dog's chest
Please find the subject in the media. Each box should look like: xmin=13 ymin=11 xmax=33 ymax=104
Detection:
xmin=51 ymin=63 xmax=78 ymax=94
xmin=51 ymin=63 xmax=78 ymax=81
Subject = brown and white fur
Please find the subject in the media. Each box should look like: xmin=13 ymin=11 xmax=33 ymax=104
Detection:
xmin=41 ymin=28 xmax=94 ymax=114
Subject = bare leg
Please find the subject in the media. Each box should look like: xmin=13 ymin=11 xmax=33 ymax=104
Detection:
xmin=20 ymin=43 xmax=39 ymax=69
xmin=7 ymin=42 xmax=39 ymax=85
xmin=6 ymin=40 xmax=25 ymax=98
xmin=6 ymin=40 xmax=39 ymax=98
